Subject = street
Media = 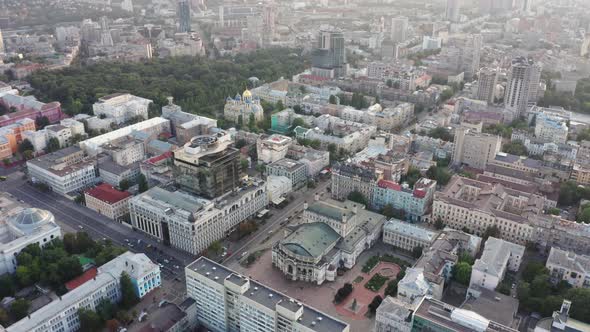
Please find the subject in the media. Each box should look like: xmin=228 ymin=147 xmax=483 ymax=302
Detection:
xmin=1 ymin=171 xmax=194 ymax=287
xmin=223 ymin=178 xmax=331 ymax=264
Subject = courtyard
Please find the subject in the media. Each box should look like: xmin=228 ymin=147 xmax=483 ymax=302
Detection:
xmin=227 ymin=245 xmax=404 ymax=331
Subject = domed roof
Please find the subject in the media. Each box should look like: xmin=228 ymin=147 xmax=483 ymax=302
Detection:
xmin=10 ymin=208 xmax=53 ymax=232
xmin=243 ymin=89 xmax=252 ymax=99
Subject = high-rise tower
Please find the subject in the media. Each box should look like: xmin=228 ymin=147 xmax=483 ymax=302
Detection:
xmin=445 ymin=0 xmax=461 ymax=22
xmin=178 ymin=0 xmax=191 ymax=33
xmin=390 ymin=16 xmax=408 ymax=43
xmin=311 ymin=26 xmax=347 ymax=78
xmin=476 ymin=67 xmax=498 ymax=104
xmin=504 ymin=57 xmax=542 ymax=119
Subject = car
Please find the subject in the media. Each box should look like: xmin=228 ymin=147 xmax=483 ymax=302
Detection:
xmin=158 ymin=263 xmax=164 ymax=268
xmin=511 ymin=283 xmax=516 ymax=289
xmin=102 ymin=238 xmax=107 ymax=241
xmin=78 ymin=225 xmax=84 ymax=229
xmin=164 ymin=259 xmax=170 ymax=264
xmin=0 ymin=176 xmax=6 ymax=181
xmin=221 ymin=252 xmax=227 ymax=257
xmin=173 ymin=265 xmax=180 ymax=269
xmin=241 ymin=251 xmax=248 ymax=257
xmin=124 ymin=239 xmax=129 ymax=242
xmin=127 ymin=243 xmax=134 ymax=247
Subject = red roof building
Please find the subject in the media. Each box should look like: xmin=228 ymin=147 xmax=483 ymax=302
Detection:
xmin=65 ymin=267 xmax=98 ymax=291
xmin=84 ymin=184 xmax=131 ymax=220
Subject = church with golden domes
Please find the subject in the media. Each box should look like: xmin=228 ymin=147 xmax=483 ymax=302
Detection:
xmin=223 ymin=89 xmax=264 ymax=125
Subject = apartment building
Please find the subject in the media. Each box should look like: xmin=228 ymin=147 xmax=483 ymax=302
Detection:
xmin=129 ymin=182 xmax=267 ymax=255
xmin=339 ymin=103 xmax=414 ymax=131
xmin=185 ymin=257 xmax=350 ymax=332
xmin=372 ymin=178 xmax=436 ymax=222
xmin=431 ymin=176 xmax=543 ymax=244
xmin=161 ymin=97 xmax=217 ymax=145
xmin=546 ymin=247 xmax=590 ymax=289
xmin=534 ymin=112 xmax=569 ymax=145
xmin=452 ymin=124 xmax=502 ymax=170
xmin=470 ymin=237 xmax=524 ymax=290
xmin=265 ymin=158 xmax=307 ymax=190
xmin=27 ymin=146 xmax=99 ymax=196
xmin=79 ymin=117 xmax=170 ymax=156
xmin=331 ymin=162 xmax=379 ymax=203
xmin=382 ymin=219 xmax=437 ymax=252
xmin=84 ymin=183 xmax=131 ymax=221
xmin=0 ymin=93 xmax=63 ymax=127
xmin=286 ymin=144 xmax=330 ymax=177
xmin=257 ymin=134 xmax=293 ymax=164
xmin=7 ymin=252 xmax=160 ymax=332
xmin=92 ymin=93 xmax=151 ymax=125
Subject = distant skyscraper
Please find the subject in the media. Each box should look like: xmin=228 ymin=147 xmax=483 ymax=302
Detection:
xmin=99 ymin=16 xmax=113 ymax=47
xmin=504 ymin=57 xmax=542 ymax=118
xmin=445 ymin=0 xmax=461 ymax=22
xmin=390 ymin=16 xmax=408 ymax=44
xmin=311 ymin=26 xmax=347 ymax=78
xmin=476 ymin=67 xmax=498 ymax=104
xmin=178 ymin=0 xmax=191 ymax=33
xmin=0 ymin=28 xmax=4 ymax=55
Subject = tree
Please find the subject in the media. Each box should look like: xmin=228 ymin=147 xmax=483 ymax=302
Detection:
xmin=120 ymin=272 xmax=139 ymax=309
xmin=434 ymin=217 xmax=445 ymax=230
xmin=46 ymin=137 xmax=60 ymax=153
xmin=0 ymin=275 xmax=16 ymax=298
xmin=106 ymin=319 xmax=120 ymax=332
xmin=381 ymin=204 xmax=396 ymax=219
xmin=119 ymin=179 xmax=130 ymax=191
xmin=240 ymin=159 xmax=249 ymax=170
xmin=329 ymin=95 xmax=338 ymax=104
xmin=23 ymin=150 xmax=34 ymax=160
xmin=412 ymin=246 xmax=423 ymax=259
xmin=426 ymin=166 xmax=452 ymax=186
xmin=35 ymin=116 xmax=50 ymax=129
xmin=386 ymin=79 xmax=393 ymax=88
xmin=0 ymin=308 xmax=9 ymax=326
xmin=502 ymin=141 xmax=528 ymax=156
xmin=235 ymin=139 xmax=247 ymax=149
xmin=427 ymin=127 xmax=453 ymax=142
xmin=547 ymin=207 xmax=561 ymax=216
xmin=208 ymin=240 xmax=223 ymax=255
xmin=522 ymin=262 xmax=549 ymax=283
xmin=368 ymin=295 xmax=383 ymax=314
xmin=10 ymin=299 xmax=30 ymax=321
xmin=347 ymin=191 xmax=368 ymax=206
xmin=459 ymin=253 xmax=475 ymax=265
xmin=440 ymin=88 xmax=454 ymax=102
xmin=137 ymin=174 xmax=148 ymax=193
xmin=18 ymin=139 xmax=34 ymax=154
xmin=452 ymin=262 xmax=472 ymax=285
xmin=276 ymin=100 xmax=284 ymax=111
xmin=566 ymin=288 xmax=590 ymax=322
xmin=96 ymin=298 xmax=117 ymax=322
xmin=401 ymin=167 xmax=422 ymax=188
xmin=579 ymin=207 xmax=590 ymax=224
xmin=291 ymin=117 xmax=306 ymax=129
xmin=78 ymin=308 xmax=103 ymax=332
xmin=559 ymin=181 xmax=582 ymax=206
xmin=334 ymin=283 xmax=353 ymax=303
xmin=482 ymin=225 xmax=501 ymax=240
xmin=384 ymin=280 xmax=398 ymax=297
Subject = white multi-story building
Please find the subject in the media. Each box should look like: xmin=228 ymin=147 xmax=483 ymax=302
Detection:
xmin=452 ymin=123 xmax=502 ymax=170
xmin=27 ymin=146 xmax=99 ymax=196
xmin=266 ymin=175 xmax=292 ymax=205
xmin=22 ymin=130 xmax=48 ymax=152
xmin=45 ymin=124 xmax=73 ymax=148
xmin=7 ymin=252 xmax=160 ymax=332
xmin=534 ymin=112 xmax=569 ymax=145
xmin=476 ymin=67 xmax=498 ymax=104
xmin=504 ymin=57 xmax=542 ymax=120
xmin=79 ymin=117 xmax=170 ymax=156
xmin=374 ymin=296 xmax=414 ymax=332
xmin=383 ymin=219 xmax=437 ymax=252
xmin=129 ymin=182 xmax=268 ymax=255
xmin=92 ymin=93 xmax=152 ymax=125
xmin=470 ymin=237 xmax=524 ymax=290
xmin=340 ymin=103 xmax=414 ymax=131
xmin=0 ymin=194 xmax=62 ymax=274
xmin=185 ymin=257 xmax=350 ymax=332
xmin=546 ymin=247 xmax=590 ymax=289
xmin=266 ymin=158 xmax=307 ymax=190
xmin=257 ymin=134 xmax=293 ymax=164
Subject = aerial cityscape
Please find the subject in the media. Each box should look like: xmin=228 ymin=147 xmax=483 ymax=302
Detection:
xmin=1 ymin=0 xmax=590 ymax=331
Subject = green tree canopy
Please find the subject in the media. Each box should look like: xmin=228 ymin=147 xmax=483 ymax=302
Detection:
xmin=120 ymin=272 xmax=139 ymax=309
xmin=452 ymin=262 xmax=472 ymax=285
xmin=347 ymin=191 xmax=368 ymax=206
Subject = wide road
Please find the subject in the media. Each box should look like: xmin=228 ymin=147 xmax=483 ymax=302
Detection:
xmin=2 ymin=172 xmax=195 ymax=280
xmin=223 ymin=178 xmax=331 ymax=264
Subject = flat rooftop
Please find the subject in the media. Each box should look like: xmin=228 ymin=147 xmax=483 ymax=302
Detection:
xmin=185 ymin=257 xmax=349 ymax=332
